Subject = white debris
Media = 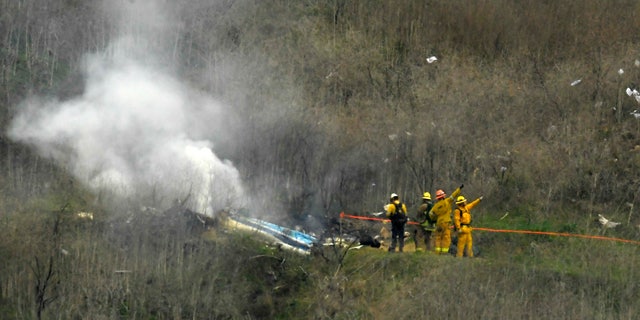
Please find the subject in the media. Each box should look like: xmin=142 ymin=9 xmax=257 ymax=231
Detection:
xmin=570 ymin=79 xmax=582 ymax=86
xmin=635 ymin=59 xmax=640 ymax=67
xmin=626 ymin=88 xmax=640 ymax=103
xmin=426 ymin=56 xmax=438 ymax=63
xmin=631 ymin=110 xmax=640 ymax=119
xmin=114 ymin=270 xmax=133 ymax=273
xmin=76 ymin=212 xmax=94 ymax=220
xmin=388 ymin=134 xmax=398 ymax=141
xmin=598 ymin=214 xmax=621 ymax=228
xmin=322 ymin=236 xmax=356 ymax=247
xmin=618 ymin=68 xmax=624 ymax=75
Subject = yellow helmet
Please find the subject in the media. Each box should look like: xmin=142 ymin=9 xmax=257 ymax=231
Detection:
xmin=456 ymin=196 xmax=467 ymax=205
xmin=422 ymin=192 xmax=431 ymax=200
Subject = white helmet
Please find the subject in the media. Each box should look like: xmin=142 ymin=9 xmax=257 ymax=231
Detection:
xmin=390 ymin=193 xmax=399 ymax=200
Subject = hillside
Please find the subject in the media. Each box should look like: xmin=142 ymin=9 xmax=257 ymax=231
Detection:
xmin=1 ymin=0 xmax=640 ymax=319
xmin=2 ymin=205 xmax=638 ymax=319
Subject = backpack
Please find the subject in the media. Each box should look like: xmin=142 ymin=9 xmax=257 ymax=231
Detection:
xmin=417 ymin=202 xmax=435 ymax=224
xmin=425 ymin=202 xmax=435 ymax=223
xmin=455 ymin=208 xmax=471 ymax=230
xmin=392 ymin=203 xmax=407 ymax=224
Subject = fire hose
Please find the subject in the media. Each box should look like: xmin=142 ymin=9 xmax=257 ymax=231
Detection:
xmin=339 ymin=212 xmax=640 ymax=246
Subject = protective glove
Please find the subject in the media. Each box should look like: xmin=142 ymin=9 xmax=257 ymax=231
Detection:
xmin=460 ymin=184 xmax=464 ymax=189
xmin=479 ymin=196 xmax=483 ymax=200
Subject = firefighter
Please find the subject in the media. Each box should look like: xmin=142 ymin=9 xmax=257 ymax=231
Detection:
xmin=414 ymin=192 xmax=435 ymax=252
xmin=386 ymin=193 xmax=408 ymax=252
xmin=454 ymin=195 xmax=483 ymax=257
xmin=428 ymin=185 xmax=463 ymax=255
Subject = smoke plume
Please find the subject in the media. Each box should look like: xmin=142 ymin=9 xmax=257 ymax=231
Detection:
xmin=7 ymin=0 xmax=245 ymax=215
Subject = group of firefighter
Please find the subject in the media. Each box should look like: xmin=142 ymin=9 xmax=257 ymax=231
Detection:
xmin=385 ymin=184 xmax=483 ymax=257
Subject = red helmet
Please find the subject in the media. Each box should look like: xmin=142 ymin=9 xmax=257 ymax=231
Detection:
xmin=435 ymin=189 xmax=446 ymax=200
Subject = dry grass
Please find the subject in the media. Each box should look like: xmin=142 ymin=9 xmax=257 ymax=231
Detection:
xmin=1 ymin=204 xmax=639 ymax=319
xmin=295 ymin=241 xmax=640 ymax=320
xmin=0 ymin=207 xmax=314 ymax=319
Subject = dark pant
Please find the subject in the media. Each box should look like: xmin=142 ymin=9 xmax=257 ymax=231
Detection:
xmin=413 ymin=226 xmax=433 ymax=251
xmin=389 ymin=222 xmax=406 ymax=252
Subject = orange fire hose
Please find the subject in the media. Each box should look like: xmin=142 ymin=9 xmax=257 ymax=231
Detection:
xmin=339 ymin=212 xmax=640 ymax=246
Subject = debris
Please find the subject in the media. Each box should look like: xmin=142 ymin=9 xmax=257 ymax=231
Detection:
xmin=631 ymin=110 xmax=640 ymax=119
xmin=618 ymin=68 xmax=624 ymax=75
xmin=322 ymin=236 xmax=355 ymax=247
xmin=598 ymin=214 xmax=621 ymax=228
xmin=226 ymin=215 xmax=318 ymax=255
xmin=570 ymin=79 xmax=582 ymax=86
xmin=636 ymin=59 xmax=640 ymax=67
xmin=359 ymin=235 xmax=381 ymax=248
xmin=626 ymin=88 xmax=640 ymax=103
xmin=76 ymin=212 xmax=94 ymax=220
xmin=379 ymin=226 xmax=391 ymax=240
xmin=426 ymin=56 xmax=438 ymax=63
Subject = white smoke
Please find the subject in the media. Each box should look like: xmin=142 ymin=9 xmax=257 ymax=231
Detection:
xmin=7 ymin=0 xmax=245 ymax=216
